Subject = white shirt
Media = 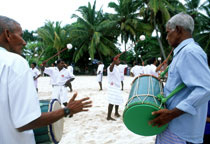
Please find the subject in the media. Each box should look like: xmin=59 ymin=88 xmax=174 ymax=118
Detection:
xmin=31 ymin=67 xmax=41 ymax=88
xmin=67 ymin=65 xmax=73 ymax=74
xmin=144 ymin=64 xmax=158 ymax=77
xmin=0 ymin=47 xmax=41 ymax=144
xmin=31 ymin=67 xmax=41 ymax=78
xmin=117 ymin=64 xmax=128 ymax=80
xmin=107 ymin=65 xmax=121 ymax=88
xmin=97 ymin=64 xmax=104 ymax=75
xmin=44 ymin=67 xmax=75 ymax=86
xmin=130 ymin=65 xmax=144 ymax=77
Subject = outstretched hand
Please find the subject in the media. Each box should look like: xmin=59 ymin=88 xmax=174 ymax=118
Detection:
xmin=67 ymin=92 xmax=92 ymax=115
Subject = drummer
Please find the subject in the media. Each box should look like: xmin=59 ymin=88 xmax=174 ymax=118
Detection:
xmin=149 ymin=12 xmax=210 ymax=144
xmin=0 ymin=15 xmax=92 ymax=144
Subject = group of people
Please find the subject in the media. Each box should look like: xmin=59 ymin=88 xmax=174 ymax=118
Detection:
xmin=1 ymin=12 xmax=210 ymax=144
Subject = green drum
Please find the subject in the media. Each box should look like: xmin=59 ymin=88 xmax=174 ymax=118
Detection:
xmin=123 ymin=74 xmax=167 ymax=136
xmin=33 ymin=99 xmax=64 ymax=144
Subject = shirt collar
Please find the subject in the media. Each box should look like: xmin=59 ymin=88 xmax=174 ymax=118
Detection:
xmin=173 ymin=38 xmax=194 ymax=56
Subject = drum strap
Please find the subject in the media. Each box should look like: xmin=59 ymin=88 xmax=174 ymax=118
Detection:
xmin=157 ymin=83 xmax=186 ymax=103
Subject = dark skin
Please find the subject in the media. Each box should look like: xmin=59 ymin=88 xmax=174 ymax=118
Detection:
xmin=0 ymin=23 xmax=92 ymax=132
xmin=149 ymin=25 xmax=192 ymax=127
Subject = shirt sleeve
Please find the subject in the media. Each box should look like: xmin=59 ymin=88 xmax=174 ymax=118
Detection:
xmin=44 ymin=67 xmax=53 ymax=76
xmin=176 ymin=51 xmax=210 ymax=115
xmin=9 ymin=69 xmax=41 ymax=128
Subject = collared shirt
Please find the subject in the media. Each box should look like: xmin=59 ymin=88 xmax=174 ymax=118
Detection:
xmin=0 ymin=47 xmax=41 ymax=144
xmin=164 ymin=38 xmax=210 ymax=143
xmin=44 ymin=67 xmax=75 ymax=86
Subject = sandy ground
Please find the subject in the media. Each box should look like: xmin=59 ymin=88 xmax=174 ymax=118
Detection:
xmin=38 ymin=75 xmax=156 ymax=144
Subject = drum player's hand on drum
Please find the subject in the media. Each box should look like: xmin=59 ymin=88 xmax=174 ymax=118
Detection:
xmin=149 ymin=108 xmax=184 ymax=127
xmin=67 ymin=92 xmax=92 ymax=115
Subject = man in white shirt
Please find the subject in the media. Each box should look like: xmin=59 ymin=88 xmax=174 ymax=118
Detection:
xmin=144 ymin=57 xmax=158 ymax=77
xmin=66 ymin=64 xmax=75 ymax=92
xmin=117 ymin=63 xmax=128 ymax=90
xmin=130 ymin=61 xmax=144 ymax=77
xmin=0 ymin=15 xmax=92 ymax=144
xmin=31 ymin=62 xmax=41 ymax=92
xmin=42 ymin=59 xmax=75 ymax=106
xmin=96 ymin=61 xmax=104 ymax=90
xmin=107 ymin=56 xmax=123 ymax=121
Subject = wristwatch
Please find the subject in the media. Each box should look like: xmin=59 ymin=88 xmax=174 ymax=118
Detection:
xmin=63 ymin=107 xmax=71 ymax=117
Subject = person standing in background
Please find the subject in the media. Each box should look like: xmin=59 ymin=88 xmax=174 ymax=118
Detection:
xmin=117 ymin=62 xmax=128 ymax=90
xmin=106 ymin=56 xmax=123 ymax=121
xmin=96 ymin=61 xmax=104 ymax=91
xmin=31 ymin=62 xmax=41 ymax=92
xmin=66 ymin=63 xmax=75 ymax=92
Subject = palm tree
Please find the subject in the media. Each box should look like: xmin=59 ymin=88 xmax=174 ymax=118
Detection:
xmin=108 ymin=0 xmax=153 ymax=51
xmin=37 ymin=21 xmax=69 ymax=59
xmin=139 ymin=0 xmax=184 ymax=59
xmin=69 ymin=1 xmax=119 ymax=62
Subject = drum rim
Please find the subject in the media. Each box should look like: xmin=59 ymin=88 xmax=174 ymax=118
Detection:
xmin=131 ymin=74 xmax=160 ymax=85
xmin=123 ymin=101 xmax=164 ymax=115
xmin=49 ymin=99 xmax=61 ymax=144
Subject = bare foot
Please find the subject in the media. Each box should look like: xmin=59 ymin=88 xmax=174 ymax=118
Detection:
xmin=115 ymin=113 xmax=121 ymax=117
xmin=107 ymin=117 xmax=116 ymax=121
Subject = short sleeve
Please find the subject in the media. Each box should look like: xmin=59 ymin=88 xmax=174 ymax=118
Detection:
xmin=9 ymin=69 xmax=41 ymax=128
xmin=44 ymin=67 xmax=53 ymax=76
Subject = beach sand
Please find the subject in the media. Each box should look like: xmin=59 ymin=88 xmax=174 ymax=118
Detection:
xmin=38 ymin=75 xmax=156 ymax=144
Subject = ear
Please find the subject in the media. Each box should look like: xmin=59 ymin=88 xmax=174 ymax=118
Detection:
xmin=175 ymin=26 xmax=183 ymax=34
xmin=4 ymin=29 xmax=12 ymax=42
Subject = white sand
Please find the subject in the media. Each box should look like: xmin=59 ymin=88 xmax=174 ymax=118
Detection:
xmin=38 ymin=75 xmax=156 ymax=144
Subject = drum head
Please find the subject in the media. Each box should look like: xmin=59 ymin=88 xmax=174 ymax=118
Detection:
xmin=49 ymin=99 xmax=64 ymax=143
xmin=123 ymin=103 xmax=168 ymax=136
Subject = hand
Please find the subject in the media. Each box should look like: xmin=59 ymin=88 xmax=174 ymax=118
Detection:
xmin=149 ymin=108 xmax=184 ymax=127
xmin=149 ymin=109 xmax=173 ymax=127
xmin=67 ymin=92 xmax=92 ymax=115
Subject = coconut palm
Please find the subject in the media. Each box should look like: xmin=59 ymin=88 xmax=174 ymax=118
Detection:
xmin=108 ymin=0 xmax=153 ymax=51
xmin=37 ymin=21 xmax=69 ymax=59
xmin=69 ymin=1 xmax=119 ymax=62
xmin=139 ymin=0 xmax=185 ymax=59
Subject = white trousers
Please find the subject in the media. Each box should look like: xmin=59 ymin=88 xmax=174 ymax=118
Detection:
xmin=52 ymin=85 xmax=68 ymax=104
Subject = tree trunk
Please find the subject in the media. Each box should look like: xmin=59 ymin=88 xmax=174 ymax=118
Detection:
xmin=154 ymin=20 xmax=166 ymax=59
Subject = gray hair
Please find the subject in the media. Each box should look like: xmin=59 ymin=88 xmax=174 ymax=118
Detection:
xmin=0 ymin=15 xmax=20 ymax=34
xmin=166 ymin=12 xmax=194 ymax=34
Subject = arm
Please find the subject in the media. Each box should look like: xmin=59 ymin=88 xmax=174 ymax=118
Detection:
xmin=17 ymin=92 xmax=92 ymax=132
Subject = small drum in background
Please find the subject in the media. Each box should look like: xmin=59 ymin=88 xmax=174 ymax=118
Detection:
xmin=33 ymin=99 xmax=64 ymax=144
xmin=123 ymin=74 xmax=167 ymax=136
